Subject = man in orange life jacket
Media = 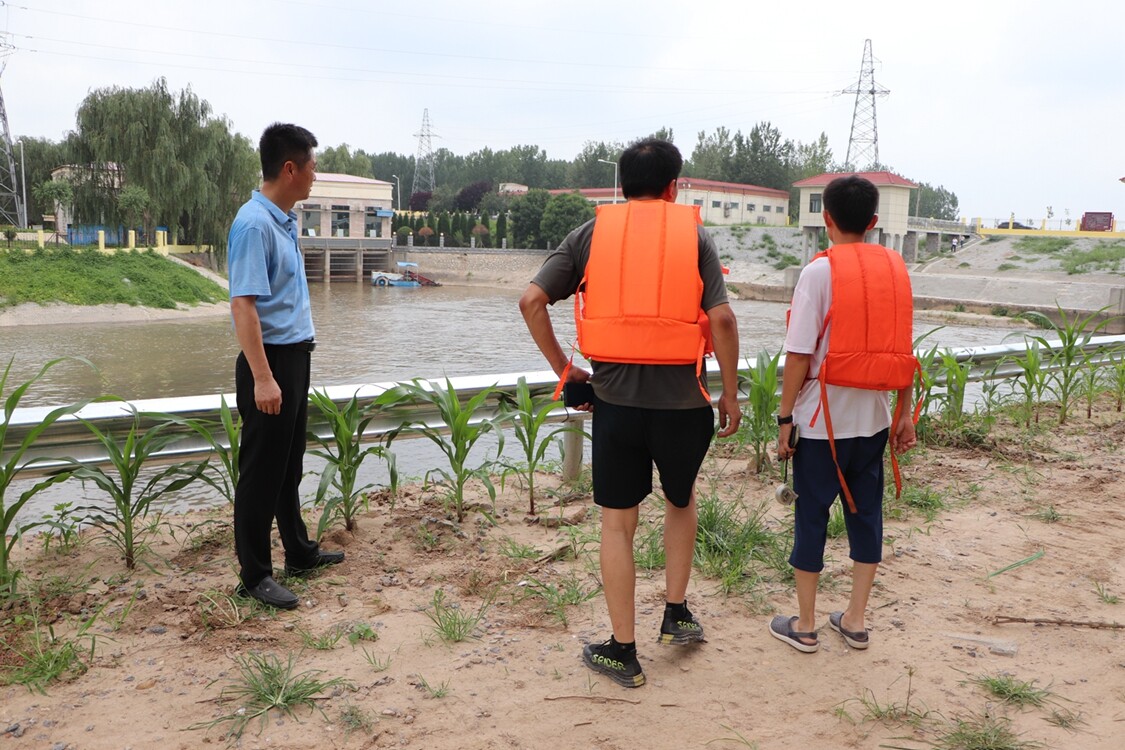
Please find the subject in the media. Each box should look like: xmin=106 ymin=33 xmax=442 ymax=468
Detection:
xmin=519 ymin=138 xmax=741 ymax=687
xmin=769 ymin=175 xmax=917 ymax=653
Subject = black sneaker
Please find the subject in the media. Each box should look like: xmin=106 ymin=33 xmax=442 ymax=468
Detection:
xmin=658 ymin=605 xmax=706 ymax=645
xmin=581 ymin=639 xmax=645 ymax=688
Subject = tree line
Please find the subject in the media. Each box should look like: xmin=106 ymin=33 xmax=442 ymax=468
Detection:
xmin=20 ymin=79 xmax=960 ymax=253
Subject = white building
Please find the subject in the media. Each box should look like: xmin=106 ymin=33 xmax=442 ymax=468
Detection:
xmin=298 ymin=172 xmax=395 ymax=239
xmin=551 ymin=177 xmax=790 ymax=226
xmin=792 ymin=171 xmax=917 ymax=256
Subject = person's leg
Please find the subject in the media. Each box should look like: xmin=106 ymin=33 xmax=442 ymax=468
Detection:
xmin=649 ymin=405 xmax=713 ymax=605
xmin=233 ymin=352 xmax=292 ymax=588
xmin=782 ymin=437 xmax=836 ymax=648
xmin=794 ymin=568 xmax=820 ymax=640
xmin=273 ymin=350 xmax=318 ymax=567
xmin=843 ymin=562 xmax=878 ymax=632
xmin=663 ymin=490 xmax=696 ymax=603
xmin=840 ymin=429 xmax=889 ymax=634
xmin=600 ymin=505 xmax=640 ymax=643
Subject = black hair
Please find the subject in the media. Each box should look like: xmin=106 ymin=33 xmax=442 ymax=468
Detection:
xmin=619 ymin=138 xmax=682 ymax=199
xmin=259 ymin=123 xmax=318 ymax=181
xmin=822 ymin=175 xmax=879 ymax=234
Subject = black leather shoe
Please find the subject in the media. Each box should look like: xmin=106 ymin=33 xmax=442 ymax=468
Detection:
xmin=236 ymin=576 xmax=299 ymax=610
xmin=284 ymin=549 xmax=345 ymax=577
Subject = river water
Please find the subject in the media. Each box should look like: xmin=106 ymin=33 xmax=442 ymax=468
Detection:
xmin=4 ymin=283 xmax=1030 ymax=522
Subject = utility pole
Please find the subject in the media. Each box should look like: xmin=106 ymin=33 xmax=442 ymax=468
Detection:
xmin=843 ymin=39 xmax=889 ymax=172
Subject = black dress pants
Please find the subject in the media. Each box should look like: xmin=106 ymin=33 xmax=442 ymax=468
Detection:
xmin=233 ymin=346 xmax=319 ymax=587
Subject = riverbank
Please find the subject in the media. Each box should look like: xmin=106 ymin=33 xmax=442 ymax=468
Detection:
xmin=2 ymin=402 xmax=1124 ymax=748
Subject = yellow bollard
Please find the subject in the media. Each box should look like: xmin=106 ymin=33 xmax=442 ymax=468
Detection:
xmin=37 ymin=229 xmax=45 ymax=249
xmin=128 ymin=229 xmax=136 ymax=249
xmin=97 ymin=230 xmax=105 ymax=251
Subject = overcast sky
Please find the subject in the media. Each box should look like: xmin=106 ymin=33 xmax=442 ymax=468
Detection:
xmin=4 ymin=0 xmax=1122 ymax=223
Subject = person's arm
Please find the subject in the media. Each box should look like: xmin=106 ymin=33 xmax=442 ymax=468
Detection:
xmin=705 ymin=302 xmax=741 ymax=437
xmin=777 ymin=351 xmax=811 ymax=459
xmin=892 ymin=385 xmax=917 ymax=453
xmin=231 ymin=295 xmax=282 ymax=415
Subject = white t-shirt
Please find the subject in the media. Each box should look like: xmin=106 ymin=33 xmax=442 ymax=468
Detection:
xmin=784 ymin=257 xmax=891 ymax=440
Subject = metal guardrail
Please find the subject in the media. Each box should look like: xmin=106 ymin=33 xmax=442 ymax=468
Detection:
xmin=7 ymin=335 xmax=1125 ymax=473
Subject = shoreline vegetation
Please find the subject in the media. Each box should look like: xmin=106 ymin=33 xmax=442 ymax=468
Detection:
xmin=2 ymin=337 xmax=1125 ymax=747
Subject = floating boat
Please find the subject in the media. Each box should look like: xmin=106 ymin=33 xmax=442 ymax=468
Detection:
xmin=371 ymin=261 xmax=441 ymax=287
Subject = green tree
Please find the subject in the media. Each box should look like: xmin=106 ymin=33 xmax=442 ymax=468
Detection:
xmin=17 ymin=136 xmax=74 ymax=225
xmin=567 ymin=141 xmax=622 ymax=189
xmin=509 ymin=188 xmax=550 ymax=248
xmin=686 ymin=127 xmax=735 ymax=180
xmin=541 ymin=193 xmax=594 ymax=247
xmin=914 ymin=182 xmax=960 ymax=220
xmin=70 ymin=78 xmax=256 ymax=251
xmin=117 ymin=185 xmax=150 ymax=237
xmin=495 ymin=212 xmax=508 ymax=243
xmin=318 ymin=143 xmax=373 ymax=177
xmin=31 ymin=180 xmax=74 ymax=224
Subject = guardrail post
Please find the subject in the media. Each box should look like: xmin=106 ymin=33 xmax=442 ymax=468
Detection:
xmin=1109 ymin=288 xmax=1125 ymax=334
xmin=562 ymin=417 xmax=584 ymax=482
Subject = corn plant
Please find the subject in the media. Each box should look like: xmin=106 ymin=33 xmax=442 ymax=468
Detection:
xmin=912 ymin=337 xmax=943 ymax=442
xmin=68 ymin=406 xmax=207 ymax=569
xmin=934 ymin=349 xmax=970 ymax=428
xmin=738 ymin=349 xmax=780 ymax=474
xmin=1077 ymin=350 xmax=1105 ymax=419
xmin=1 ymin=357 xmax=93 ymax=598
xmin=1008 ymin=339 xmax=1048 ymax=428
xmin=498 ymin=376 xmax=578 ymax=516
xmin=383 ymin=379 xmax=504 ymax=523
xmin=307 ymin=389 xmax=398 ymax=535
xmin=1110 ymin=347 xmax=1125 ymax=412
xmin=1021 ymin=305 xmax=1112 ymax=424
xmin=157 ymin=395 xmax=241 ymax=505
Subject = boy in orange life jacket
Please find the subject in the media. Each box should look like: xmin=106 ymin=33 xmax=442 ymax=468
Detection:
xmin=519 ymin=138 xmax=741 ymax=687
xmin=769 ymin=175 xmax=917 ymax=653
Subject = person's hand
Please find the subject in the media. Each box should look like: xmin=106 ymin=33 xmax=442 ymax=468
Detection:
xmin=254 ymin=376 xmax=282 ymax=415
xmin=567 ymin=368 xmax=593 ymax=412
xmin=892 ymin=416 xmax=917 ymax=453
xmin=715 ymin=391 xmax=741 ymax=438
xmin=777 ymin=423 xmax=796 ymax=460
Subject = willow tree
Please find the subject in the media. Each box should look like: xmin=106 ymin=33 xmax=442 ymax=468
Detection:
xmin=70 ymin=78 xmax=257 ymax=252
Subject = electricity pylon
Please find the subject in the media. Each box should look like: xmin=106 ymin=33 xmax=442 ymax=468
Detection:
xmin=843 ymin=39 xmax=889 ymax=172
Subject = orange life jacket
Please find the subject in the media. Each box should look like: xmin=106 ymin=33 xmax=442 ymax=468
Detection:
xmin=807 ymin=243 xmax=922 ymax=512
xmin=570 ymin=201 xmax=712 ymax=398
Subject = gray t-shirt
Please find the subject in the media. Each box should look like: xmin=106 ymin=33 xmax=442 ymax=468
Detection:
xmin=531 ymin=215 xmax=729 ymax=409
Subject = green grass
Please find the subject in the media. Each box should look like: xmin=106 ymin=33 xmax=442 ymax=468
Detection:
xmin=297 ymin=625 xmax=344 ymax=651
xmin=362 ymin=649 xmax=392 ymax=672
xmin=971 ymin=673 xmax=1052 ymax=708
xmin=497 ymin=537 xmax=539 ymax=560
xmin=338 ymin=704 xmax=374 ymax=735
xmin=997 ymin=263 xmax=1019 ymax=271
xmin=1059 ymin=240 xmax=1125 ymax=275
xmin=1094 ymin=581 xmax=1119 ymax=604
xmin=0 ymin=247 xmax=226 ymax=309
xmin=416 ymin=674 xmax=450 ymax=698
xmin=933 ymin=712 xmax=1042 ymax=749
xmin=424 ymin=589 xmax=488 ymax=643
xmin=521 ymin=573 xmax=600 ymax=625
xmin=1013 ymin=236 xmax=1074 ymax=255
xmin=191 ymin=652 xmax=350 ymax=739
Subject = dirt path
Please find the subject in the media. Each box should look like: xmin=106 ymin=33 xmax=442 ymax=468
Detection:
xmin=3 ymin=402 xmax=1125 ymax=749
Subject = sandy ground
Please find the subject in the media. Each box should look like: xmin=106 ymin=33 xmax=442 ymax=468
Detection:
xmin=1 ymin=406 xmax=1124 ymax=748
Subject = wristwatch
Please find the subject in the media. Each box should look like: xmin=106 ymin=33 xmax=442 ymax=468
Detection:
xmin=776 ymin=414 xmax=793 ymax=425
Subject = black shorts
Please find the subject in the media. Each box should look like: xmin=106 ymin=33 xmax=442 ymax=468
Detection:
xmin=591 ymin=398 xmax=715 ymax=510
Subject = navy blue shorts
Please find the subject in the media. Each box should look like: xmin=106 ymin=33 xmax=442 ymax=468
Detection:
xmin=789 ymin=429 xmax=888 ymax=573
xmin=591 ymin=397 xmax=714 ymax=510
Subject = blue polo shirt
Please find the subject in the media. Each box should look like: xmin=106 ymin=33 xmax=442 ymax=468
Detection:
xmin=228 ymin=191 xmax=315 ymax=344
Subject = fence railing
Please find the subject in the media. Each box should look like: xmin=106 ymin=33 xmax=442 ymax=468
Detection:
xmin=8 ymin=335 xmax=1125 ymax=474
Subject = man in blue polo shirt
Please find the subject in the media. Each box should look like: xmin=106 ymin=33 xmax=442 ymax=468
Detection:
xmin=229 ymin=122 xmax=343 ymax=609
